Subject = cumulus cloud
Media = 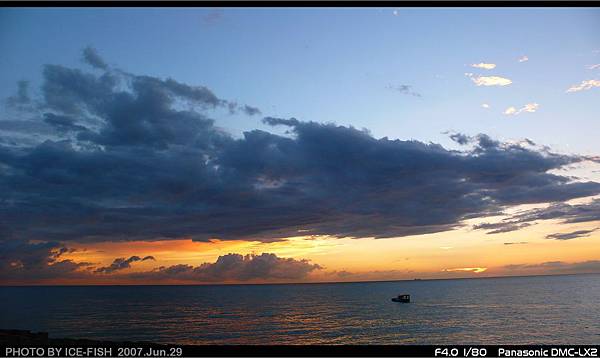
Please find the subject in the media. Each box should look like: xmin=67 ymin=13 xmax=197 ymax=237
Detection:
xmin=545 ymin=228 xmax=597 ymax=241
xmin=471 ymin=63 xmax=496 ymax=70
xmin=587 ymin=64 xmax=600 ymax=70
xmin=465 ymin=73 xmax=512 ymax=86
xmin=82 ymin=46 xmax=108 ymax=70
xmin=386 ymin=84 xmax=422 ymax=97
xmin=95 ymin=255 xmax=155 ymax=273
xmin=131 ymin=253 xmax=321 ymax=282
xmin=566 ymin=80 xmax=600 ymax=93
xmin=0 ymin=240 xmax=321 ymax=283
xmin=504 ymin=103 xmax=539 ymax=116
xmin=518 ymin=56 xmax=529 ymax=63
xmin=481 ymin=103 xmax=490 ymax=109
xmin=1 ymin=50 xmax=600 ymax=252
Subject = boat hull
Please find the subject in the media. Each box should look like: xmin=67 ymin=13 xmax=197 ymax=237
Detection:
xmin=391 ymin=298 xmax=410 ymax=303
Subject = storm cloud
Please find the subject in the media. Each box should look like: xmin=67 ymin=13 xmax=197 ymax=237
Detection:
xmin=1 ymin=49 xmax=600 ymax=250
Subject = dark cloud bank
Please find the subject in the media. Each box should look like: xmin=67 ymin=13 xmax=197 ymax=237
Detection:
xmin=1 ymin=48 xmax=600 ymax=281
xmin=0 ymin=241 xmax=92 ymax=281
xmin=0 ymin=240 xmax=320 ymax=283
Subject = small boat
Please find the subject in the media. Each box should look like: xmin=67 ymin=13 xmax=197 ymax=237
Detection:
xmin=391 ymin=294 xmax=410 ymax=303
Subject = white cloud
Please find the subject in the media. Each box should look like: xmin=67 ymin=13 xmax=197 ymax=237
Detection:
xmin=481 ymin=103 xmax=490 ymax=109
xmin=465 ymin=73 xmax=512 ymax=87
xmin=587 ymin=64 xmax=600 ymax=70
xmin=504 ymin=103 xmax=539 ymax=116
xmin=566 ymin=79 xmax=600 ymax=93
xmin=518 ymin=56 xmax=529 ymax=62
xmin=521 ymin=103 xmax=539 ymax=113
xmin=471 ymin=63 xmax=496 ymax=70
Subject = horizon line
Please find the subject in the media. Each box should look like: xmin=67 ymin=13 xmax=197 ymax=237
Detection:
xmin=2 ymin=271 xmax=599 ymax=288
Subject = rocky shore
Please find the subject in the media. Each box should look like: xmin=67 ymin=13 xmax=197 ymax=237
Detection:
xmin=0 ymin=329 xmax=164 ymax=347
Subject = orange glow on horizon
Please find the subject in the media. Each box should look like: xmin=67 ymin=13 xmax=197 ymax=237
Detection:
xmin=33 ymin=216 xmax=600 ymax=286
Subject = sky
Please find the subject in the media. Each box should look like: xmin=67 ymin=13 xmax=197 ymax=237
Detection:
xmin=0 ymin=7 xmax=599 ymax=285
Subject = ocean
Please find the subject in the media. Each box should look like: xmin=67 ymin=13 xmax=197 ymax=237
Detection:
xmin=1 ymin=274 xmax=599 ymax=345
